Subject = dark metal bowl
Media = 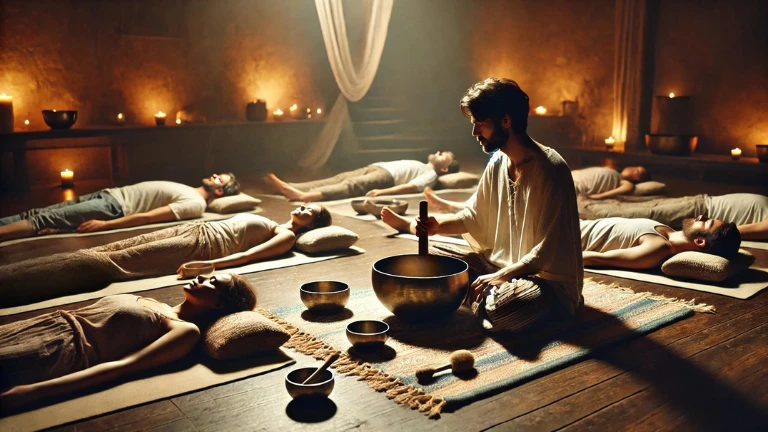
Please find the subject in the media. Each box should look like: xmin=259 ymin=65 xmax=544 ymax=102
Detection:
xmin=285 ymin=367 xmax=335 ymax=398
xmin=346 ymin=320 xmax=389 ymax=349
xmin=42 ymin=110 xmax=78 ymax=129
xmin=757 ymin=145 xmax=768 ymax=163
xmin=645 ymin=134 xmax=698 ymax=156
xmin=350 ymin=199 xmax=408 ymax=217
xmin=300 ymin=281 xmax=350 ymax=314
xmin=371 ymin=254 xmax=469 ymax=320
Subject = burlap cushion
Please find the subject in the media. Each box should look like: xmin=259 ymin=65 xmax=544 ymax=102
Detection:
xmin=435 ymin=172 xmax=480 ymax=189
xmin=207 ymin=193 xmax=262 ymax=214
xmin=294 ymin=226 xmax=359 ymax=254
xmin=661 ymin=249 xmax=755 ymax=282
xmin=632 ymin=181 xmax=667 ymax=196
xmin=203 ymin=311 xmax=289 ymax=360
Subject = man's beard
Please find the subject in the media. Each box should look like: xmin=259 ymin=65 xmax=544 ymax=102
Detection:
xmin=202 ymin=179 xmax=216 ymax=193
xmin=681 ymin=218 xmax=703 ymax=240
xmin=479 ymin=125 xmax=508 ymax=154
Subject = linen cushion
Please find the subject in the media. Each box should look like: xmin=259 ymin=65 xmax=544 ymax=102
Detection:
xmin=435 ymin=172 xmax=480 ymax=189
xmin=203 ymin=311 xmax=289 ymax=360
xmin=207 ymin=193 xmax=262 ymax=214
xmin=661 ymin=249 xmax=755 ymax=283
xmin=632 ymin=181 xmax=667 ymax=196
xmin=294 ymin=226 xmax=359 ymax=254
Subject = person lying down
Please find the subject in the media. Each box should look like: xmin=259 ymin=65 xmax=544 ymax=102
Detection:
xmin=0 ymin=206 xmax=331 ymax=308
xmin=0 ymin=273 xmax=255 ymax=415
xmin=381 ymin=208 xmax=741 ymax=271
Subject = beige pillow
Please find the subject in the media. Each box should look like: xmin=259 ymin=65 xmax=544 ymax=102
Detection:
xmin=203 ymin=311 xmax=290 ymax=360
xmin=207 ymin=193 xmax=262 ymax=214
xmin=294 ymin=226 xmax=359 ymax=254
xmin=435 ymin=172 xmax=480 ymax=189
xmin=661 ymin=249 xmax=755 ymax=282
xmin=632 ymin=181 xmax=666 ymax=196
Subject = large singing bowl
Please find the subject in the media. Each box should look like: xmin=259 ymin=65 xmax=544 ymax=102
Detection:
xmin=372 ymin=254 xmax=469 ymax=320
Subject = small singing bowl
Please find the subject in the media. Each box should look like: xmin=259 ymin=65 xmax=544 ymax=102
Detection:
xmin=181 ymin=262 xmax=215 ymax=278
xmin=757 ymin=144 xmax=768 ymax=163
xmin=346 ymin=320 xmax=389 ymax=349
xmin=350 ymin=199 xmax=408 ymax=217
xmin=285 ymin=367 xmax=335 ymax=399
xmin=300 ymin=281 xmax=350 ymax=314
xmin=42 ymin=110 xmax=78 ymax=129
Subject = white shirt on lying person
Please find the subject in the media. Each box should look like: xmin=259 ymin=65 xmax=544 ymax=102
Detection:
xmin=706 ymin=193 xmax=768 ymax=226
xmin=571 ymin=167 xmax=622 ymax=196
xmin=209 ymin=213 xmax=280 ymax=256
xmin=580 ymin=217 xmax=668 ymax=252
xmin=455 ymin=146 xmax=584 ymax=316
xmin=371 ymin=160 xmax=438 ymax=191
xmin=106 ymin=181 xmax=207 ymax=220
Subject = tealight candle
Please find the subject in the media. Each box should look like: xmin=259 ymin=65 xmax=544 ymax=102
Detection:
xmin=0 ymin=93 xmax=13 ymax=133
xmin=731 ymin=148 xmax=742 ymax=160
xmin=273 ymin=108 xmax=285 ymax=121
xmin=534 ymin=106 xmax=547 ymax=115
xmin=289 ymin=103 xmax=303 ymax=119
xmin=605 ymin=136 xmax=616 ymax=151
xmin=61 ymin=169 xmax=74 ymax=188
xmin=155 ymin=111 xmax=166 ymax=126
xmin=22 ymin=119 xmax=30 ymax=130
xmin=669 ymin=93 xmax=675 ymax=98
xmin=116 ymin=113 xmax=125 ymax=125
xmin=175 ymin=118 xmax=181 ymax=125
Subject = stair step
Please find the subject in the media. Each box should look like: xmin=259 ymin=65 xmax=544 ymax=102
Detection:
xmin=353 ymin=119 xmax=408 ymax=138
xmin=348 ymin=107 xmax=403 ymax=122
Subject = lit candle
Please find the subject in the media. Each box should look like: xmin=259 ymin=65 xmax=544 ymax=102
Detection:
xmin=605 ymin=136 xmax=616 ymax=151
xmin=289 ymin=103 xmax=303 ymax=119
xmin=155 ymin=111 xmax=166 ymax=126
xmin=317 ymin=108 xmax=322 ymax=115
xmin=0 ymin=93 xmax=13 ymax=133
xmin=175 ymin=118 xmax=181 ymax=125
xmin=21 ymin=119 xmax=30 ymax=130
xmin=60 ymin=169 xmax=74 ymax=188
xmin=534 ymin=106 xmax=547 ymax=115
xmin=669 ymin=93 xmax=675 ymax=98
xmin=273 ymin=108 xmax=284 ymax=120
xmin=731 ymin=148 xmax=742 ymax=160
xmin=116 ymin=113 xmax=125 ymax=125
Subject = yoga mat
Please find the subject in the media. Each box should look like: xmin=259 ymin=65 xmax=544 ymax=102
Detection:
xmin=741 ymin=240 xmax=768 ymax=251
xmin=0 ymin=347 xmax=295 ymax=432
xmin=261 ymin=280 xmax=707 ymax=418
xmin=0 ymin=246 xmax=365 ymax=316
xmin=585 ymin=266 xmax=768 ymax=299
xmin=0 ymin=208 xmax=262 ymax=248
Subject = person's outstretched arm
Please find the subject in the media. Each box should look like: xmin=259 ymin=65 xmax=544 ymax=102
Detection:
xmin=0 ymin=318 xmax=199 ymax=414
xmin=737 ymin=219 xmax=768 ymax=240
xmin=587 ymin=180 xmax=635 ymax=200
xmin=582 ymin=237 xmax=670 ymax=269
xmin=366 ymin=183 xmax=419 ymax=197
xmin=77 ymin=206 xmax=178 ymax=233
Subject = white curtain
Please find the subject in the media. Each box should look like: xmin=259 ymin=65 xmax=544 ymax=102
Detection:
xmin=298 ymin=0 xmax=394 ymax=168
xmin=612 ymin=0 xmax=646 ymax=151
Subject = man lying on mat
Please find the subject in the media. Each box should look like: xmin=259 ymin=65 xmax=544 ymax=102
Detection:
xmin=578 ymin=192 xmax=768 ymax=241
xmin=0 ymin=205 xmax=331 ymax=308
xmin=0 ymin=173 xmax=241 ymax=243
xmin=580 ymin=215 xmax=741 ymax=269
xmin=386 ymin=78 xmax=583 ymax=333
xmin=263 ymin=151 xmax=459 ymax=202
xmin=0 ymin=273 xmax=255 ymax=414
xmin=423 ymin=165 xmax=651 ymax=213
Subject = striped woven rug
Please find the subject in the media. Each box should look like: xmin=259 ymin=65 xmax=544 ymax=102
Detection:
xmin=259 ymin=279 xmax=712 ymax=418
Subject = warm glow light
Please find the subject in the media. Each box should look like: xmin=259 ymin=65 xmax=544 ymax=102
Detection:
xmin=274 ymin=108 xmax=284 ymax=115
xmin=731 ymin=148 xmax=742 ymax=159
xmin=155 ymin=111 xmax=166 ymax=118
xmin=669 ymin=93 xmax=675 ymax=98
xmin=289 ymin=104 xmax=298 ymax=111
xmin=24 ymin=119 xmax=29 ymax=125
xmin=117 ymin=113 xmax=123 ymax=119
xmin=605 ymin=136 xmax=616 ymax=145
xmin=317 ymin=108 xmax=322 ymax=114
xmin=176 ymin=118 xmax=181 ymax=124
xmin=535 ymin=106 xmax=547 ymax=115
xmin=0 ymin=93 xmax=11 ymax=101
xmin=60 ymin=169 xmax=74 ymax=186
xmin=306 ymin=108 xmax=311 ymax=113
xmin=53 ymin=109 xmax=57 ymax=112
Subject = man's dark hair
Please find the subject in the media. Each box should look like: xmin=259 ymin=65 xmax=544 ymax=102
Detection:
xmin=445 ymin=159 xmax=460 ymax=175
xmin=460 ymin=78 xmax=530 ymax=134
xmin=222 ymin=172 xmax=240 ymax=196
xmin=701 ymin=222 xmax=741 ymax=259
xmin=218 ymin=273 xmax=257 ymax=313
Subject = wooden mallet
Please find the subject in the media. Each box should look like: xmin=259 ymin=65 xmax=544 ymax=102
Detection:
xmin=302 ymin=352 xmax=340 ymax=385
xmin=415 ymin=349 xmax=476 ymax=382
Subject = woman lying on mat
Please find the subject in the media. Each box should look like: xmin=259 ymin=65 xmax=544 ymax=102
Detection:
xmin=0 ymin=205 xmax=331 ymax=308
xmin=0 ymin=273 xmax=255 ymax=414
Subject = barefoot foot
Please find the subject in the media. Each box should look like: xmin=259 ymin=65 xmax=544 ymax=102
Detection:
xmin=423 ymin=187 xmax=463 ymax=213
xmin=381 ymin=207 xmax=412 ymax=233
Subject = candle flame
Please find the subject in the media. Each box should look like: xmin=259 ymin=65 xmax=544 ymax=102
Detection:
xmin=306 ymin=108 xmax=311 ymax=113
xmin=0 ymin=93 xmax=11 ymax=100
xmin=289 ymin=104 xmax=297 ymax=111
xmin=669 ymin=93 xmax=675 ymax=98
xmin=273 ymin=109 xmax=284 ymax=115
xmin=155 ymin=111 xmax=166 ymax=117
xmin=117 ymin=113 xmax=123 ymax=119
xmin=317 ymin=108 xmax=322 ymax=114
xmin=176 ymin=118 xmax=181 ymax=124
xmin=24 ymin=119 xmax=29 ymax=125
xmin=535 ymin=106 xmax=547 ymax=115
xmin=605 ymin=136 xmax=616 ymax=144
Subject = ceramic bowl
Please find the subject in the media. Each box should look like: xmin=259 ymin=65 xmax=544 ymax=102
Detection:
xmin=181 ymin=262 xmax=215 ymax=278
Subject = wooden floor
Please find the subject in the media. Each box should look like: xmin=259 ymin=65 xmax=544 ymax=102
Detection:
xmin=1 ymin=180 xmax=766 ymax=431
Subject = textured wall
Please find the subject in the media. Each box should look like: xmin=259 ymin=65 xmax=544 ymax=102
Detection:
xmin=653 ymin=0 xmax=768 ymax=157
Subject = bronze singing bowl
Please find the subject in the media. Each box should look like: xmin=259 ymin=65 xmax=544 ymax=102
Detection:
xmin=285 ymin=367 xmax=335 ymax=398
xmin=350 ymin=199 xmax=408 ymax=217
xmin=372 ymin=254 xmax=469 ymax=320
xmin=300 ymin=281 xmax=350 ymax=314
xmin=346 ymin=319 xmax=389 ymax=348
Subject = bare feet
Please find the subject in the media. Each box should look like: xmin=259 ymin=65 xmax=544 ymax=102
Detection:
xmin=424 ymin=187 xmax=463 ymax=213
xmin=381 ymin=207 xmax=412 ymax=233
xmin=263 ymin=173 xmax=308 ymax=201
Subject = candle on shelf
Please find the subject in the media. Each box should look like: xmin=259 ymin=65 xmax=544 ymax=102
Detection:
xmin=669 ymin=93 xmax=675 ymax=98
xmin=289 ymin=103 xmax=303 ymax=119
xmin=116 ymin=113 xmax=125 ymax=125
xmin=155 ymin=111 xmax=166 ymax=126
xmin=60 ymin=169 xmax=74 ymax=188
xmin=605 ymin=136 xmax=616 ymax=151
xmin=534 ymin=106 xmax=547 ymax=115
xmin=175 ymin=118 xmax=181 ymax=125
xmin=731 ymin=148 xmax=742 ymax=160
xmin=273 ymin=108 xmax=285 ymax=121
xmin=21 ymin=119 xmax=30 ymax=130
xmin=0 ymin=93 xmax=13 ymax=133
xmin=317 ymin=108 xmax=322 ymax=115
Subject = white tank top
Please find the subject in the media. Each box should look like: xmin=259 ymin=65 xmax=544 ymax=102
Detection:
xmin=571 ymin=167 xmax=621 ymax=196
xmin=580 ymin=217 xmax=668 ymax=252
xmin=706 ymin=193 xmax=768 ymax=226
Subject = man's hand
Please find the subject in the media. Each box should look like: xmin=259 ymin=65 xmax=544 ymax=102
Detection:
xmin=176 ymin=261 xmax=213 ymax=279
xmin=77 ymin=219 xmax=108 ymax=233
xmin=366 ymin=189 xmax=382 ymax=197
xmin=415 ymin=216 xmax=440 ymax=237
xmin=469 ymin=267 xmax=515 ymax=303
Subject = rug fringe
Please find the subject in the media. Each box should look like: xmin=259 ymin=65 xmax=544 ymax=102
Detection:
xmin=257 ymin=308 xmax=446 ymax=419
xmin=584 ymin=278 xmax=716 ymax=314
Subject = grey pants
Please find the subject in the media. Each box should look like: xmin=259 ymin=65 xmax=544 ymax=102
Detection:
xmin=0 ymin=190 xmax=123 ymax=231
xmin=289 ymin=166 xmax=394 ymax=200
